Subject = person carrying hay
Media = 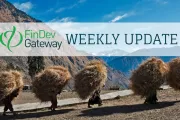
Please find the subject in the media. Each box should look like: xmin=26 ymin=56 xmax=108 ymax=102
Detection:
xmin=32 ymin=66 xmax=71 ymax=111
xmin=0 ymin=71 xmax=23 ymax=116
xmin=74 ymin=60 xmax=107 ymax=107
xmin=88 ymin=88 xmax=102 ymax=108
xmin=167 ymin=58 xmax=180 ymax=90
xmin=130 ymin=57 xmax=168 ymax=104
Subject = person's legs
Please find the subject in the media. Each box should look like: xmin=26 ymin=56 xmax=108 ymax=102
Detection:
xmin=88 ymin=98 xmax=93 ymax=108
xmin=3 ymin=104 xmax=8 ymax=116
xmin=152 ymin=91 xmax=158 ymax=104
xmin=144 ymin=90 xmax=158 ymax=104
xmin=88 ymin=91 xmax=103 ymax=108
xmin=8 ymin=102 xmax=16 ymax=116
xmin=2 ymin=90 xmax=19 ymax=116
xmin=53 ymin=98 xmax=57 ymax=110
xmin=50 ymin=96 xmax=57 ymax=111
xmin=144 ymin=95 xmax=150 ymax=104
xmin=95 ymin=90 xmax=102 ymax=106
xmin=50 ymin=99 xmax=53 ymax=111
xmin=3 ymin=100 xmax=16 ymax=116
xmin=98 ymin=97 xmax=103 ymax=106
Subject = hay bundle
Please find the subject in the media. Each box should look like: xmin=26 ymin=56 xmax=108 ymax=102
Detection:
xmin=74 ymin=60 xmax=107 ymax=100
xmin=32 ymin=66 xmax=71 ymax=102
xmin=167 ymin=58 xmax=180 ymax=90
xmin=10 ymin=70 xmax=24 ymax=90
xmin=130 ymin=57 xmax=168 ymax=98
xmin=0 ymin=70 xmax=23 ymax=101
xmin=47 ymin=66 xmax=71 ymax=81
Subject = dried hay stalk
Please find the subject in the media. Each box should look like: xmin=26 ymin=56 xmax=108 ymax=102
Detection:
xmin=130 ymin=57 xmax=168 ymax=98
xmin=167 ymin=58 xmax=180 ymax=90
xmin=0 ymin=70 xmax=23 ymax=101
xmin=32 ymin=66 xmax=71 ymax=102
xmin=74 ymin=60 xmax=107 ymax=100
xmin=10 ymin=70 xmax=23 ymax=90
xmin=47 ymin=66 xmax=71 ymax=80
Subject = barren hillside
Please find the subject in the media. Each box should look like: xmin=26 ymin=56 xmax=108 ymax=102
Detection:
xmin=0 ymin=0 xmax=129 ymax=89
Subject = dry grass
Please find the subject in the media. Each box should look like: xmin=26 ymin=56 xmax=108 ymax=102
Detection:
xmin=32 ymin=66 xmax=71 ymax=102
xmin=167 ymin=58 xmax=180 ymax=90
xmin=10 ymin=70 xmax=24 ymax=90
xmin=0 ymin=70 xmax=23 ymax=101
xmin=130 ymin=57 xmax=168 ymax=98
xmin=47 ymin=66 xmax=71 ymax=81
xmin=74 ymin=60 xmax=107 ymax=100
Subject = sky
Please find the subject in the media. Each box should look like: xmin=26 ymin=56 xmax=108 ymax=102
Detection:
xmin=6 ymin=0 xmax=180 ymax=54
xmin=7 ymin=0 xmax=180 ymax=22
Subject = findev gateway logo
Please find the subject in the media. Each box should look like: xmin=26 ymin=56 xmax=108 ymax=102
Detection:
xmin=0 ymin=26 xmax=62 ymax=52
xmin=0 ymin=26 xmax=23 ymax=52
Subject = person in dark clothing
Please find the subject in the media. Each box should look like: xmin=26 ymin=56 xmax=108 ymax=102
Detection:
xmin=88 ymin=89 xmax=102 ymax=108
xmin=2 ymin=89 xmax=19 ymax=116
xmin=50 ymin=96 xmax=58 ymax=111
xmin=49 ymin=90 xmax=62 ymax=111
xmin=144 ymin=91 xmax=158 ymax=104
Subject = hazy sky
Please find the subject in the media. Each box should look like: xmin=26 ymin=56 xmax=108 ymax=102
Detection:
xmin=6 ymin=0 xmax=180 ymax=54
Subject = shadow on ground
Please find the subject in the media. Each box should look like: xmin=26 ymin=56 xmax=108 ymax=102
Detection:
xmin=79 ymin=100 xmax=180 ymax=117
xmin=0 ymin=108 xmax=74 ymax=120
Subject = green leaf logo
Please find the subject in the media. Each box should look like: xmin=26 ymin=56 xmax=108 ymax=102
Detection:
xmin=0 ymin=26 xmax=23 ymax=52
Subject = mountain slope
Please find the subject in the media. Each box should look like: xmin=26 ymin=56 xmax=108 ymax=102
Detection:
xmin=0 ymin=0 xmax=129 ymax=89
xmin=108 ymin=56 xmax=147 ymax=76
xmin=0 ymin=0 xmax=40 ymax=22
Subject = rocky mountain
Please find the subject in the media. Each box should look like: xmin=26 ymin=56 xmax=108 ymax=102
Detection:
xmin=108 ymin=56 xmax=148 ymax=76
xmin=0 ymin=0 xmax=129 ymax=89
xmin=0 ymin=0 xmax=40 ymax=22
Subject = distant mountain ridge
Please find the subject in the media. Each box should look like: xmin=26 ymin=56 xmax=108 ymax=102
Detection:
xmin=98 ymin=49 xmax=128 ymax=63
xmin=127 ymin=46 xmax=180 ymax=56
xmin=100 ymin=47 xmax=180 ymax=76
xmin=107 ymin=56 xmax=176 ymax=76
xmin=97 ymin=49 xmax=128 ymax=56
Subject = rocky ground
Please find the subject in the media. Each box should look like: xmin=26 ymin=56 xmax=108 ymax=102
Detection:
xmin=1 ymin=88 xmax=180 ymax=120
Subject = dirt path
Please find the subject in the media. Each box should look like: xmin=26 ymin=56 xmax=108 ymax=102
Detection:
xmin=1 ymin=88 xmax=180 ymax=120
xmin=12 ymin=90 xmax=118 ymax=105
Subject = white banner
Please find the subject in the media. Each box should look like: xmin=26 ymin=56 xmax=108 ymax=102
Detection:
xmin=0 ymin=23 xmax=180 ymax=56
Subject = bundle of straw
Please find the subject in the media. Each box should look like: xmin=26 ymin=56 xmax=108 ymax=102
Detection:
xmin=74 ymin=60 xmax=107 ymax=100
